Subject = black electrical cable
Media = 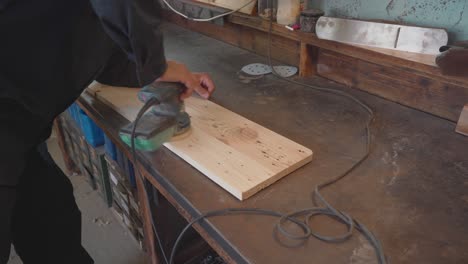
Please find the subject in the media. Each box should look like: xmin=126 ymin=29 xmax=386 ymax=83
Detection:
xmin=130 ymin=99 xmax=317 ymax=264
xmin=162 ymin=0 xmax=256 ymax=22
xmin=129 ymin=4 xmax=386 ymax=263
xmin=130 ymin=97 xmax=170 ymax=264
xmin=265 ymin=5 xmax=386 ymax=262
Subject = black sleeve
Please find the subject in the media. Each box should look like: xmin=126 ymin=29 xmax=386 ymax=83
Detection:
xmin=90 ymin=0 xmax=168 ymax=86
xmin=0 ymin=187 xmax=15 ymax=263
xmin=96 ymin=48 xmax=140 ymax=87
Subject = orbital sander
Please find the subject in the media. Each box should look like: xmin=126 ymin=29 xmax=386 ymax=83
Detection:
xmin=119 ymin=82 xmax=190 ymax=151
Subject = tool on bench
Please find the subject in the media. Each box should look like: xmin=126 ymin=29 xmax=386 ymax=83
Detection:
xmin=315 ymin=16 xmax=448 ymax=55
xmin=119 ymin=82 xmax=191 ymax=152
xmin=119 ymin=82 xmax=192 ymax=263
xmin=436 ymin=41 xmax=468 ymax=77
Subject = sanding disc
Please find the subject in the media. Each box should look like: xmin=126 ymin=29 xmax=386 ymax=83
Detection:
xmin=241 ymin=63 xmax=272 ymax=75
xmin=241 ymin=63 xmax=298 ymax=78
xmin=272 ymin=66 xmax=298 ymax=78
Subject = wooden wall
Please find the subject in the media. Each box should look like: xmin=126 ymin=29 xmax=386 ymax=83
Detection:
xmin=317 ymin=50 xmax=468 ymax=121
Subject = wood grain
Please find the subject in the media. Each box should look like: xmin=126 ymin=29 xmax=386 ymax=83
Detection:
xmin=135 ymin=163 xmax=159 ymax=264
xmin=317 ymin=50 xmax=468 ymax=122
xmin=163 ymin=11 xmax=300 ymax=67
xmin=350 ymin=44 xmax=437 ymax=66
xmin=87 ymin=83 xmax=313 ymax=200
xmin=299 ymin=42 xmax=319 ymax=77
xmin=456 ymin=104 xmax=468 ymax=136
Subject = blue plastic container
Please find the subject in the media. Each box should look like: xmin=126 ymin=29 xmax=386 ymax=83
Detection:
xmin=79 ymin=109 xmax=104 ymax=147
xmin=74 ymin=103 xmax=80 ymax=120
xmin=104 ymin=134 xmax=118 ymax=161
xmin=70 ymin=103 xmax=82 ymax=131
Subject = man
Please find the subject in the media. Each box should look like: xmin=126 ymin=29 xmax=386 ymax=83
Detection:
xmin=0 ymin=0 xmax=215 ymax=263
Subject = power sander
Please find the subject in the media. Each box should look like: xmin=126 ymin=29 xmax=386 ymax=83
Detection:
xmin=119 ymin=82 xmax=191 ymax=152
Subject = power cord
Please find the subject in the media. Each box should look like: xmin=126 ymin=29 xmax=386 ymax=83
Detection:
xmin=265 ymin=3 xmax=385 ymax=262
xmin=130 ymin=97 xmax=170 ymax=264
xmin=128 ymin=1 xmax=387 ymax=264
xmin=161 ymin=0 xmax=256 ymax=22
xmin=129 ymin=99 xmax=315 ymax=264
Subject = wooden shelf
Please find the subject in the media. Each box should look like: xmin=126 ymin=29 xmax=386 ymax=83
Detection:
xmin=228 ymin=13 xmax=468 ymax=88
xmin=163 ymin=10 xmax=468 ymax=122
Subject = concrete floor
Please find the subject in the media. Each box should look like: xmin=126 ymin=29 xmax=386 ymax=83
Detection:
xmin=8 ymin=136 xmax=147 ymax=264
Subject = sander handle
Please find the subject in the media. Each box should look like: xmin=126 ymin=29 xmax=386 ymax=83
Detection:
xmin=137 ymin=82 xmax=185 ymax=103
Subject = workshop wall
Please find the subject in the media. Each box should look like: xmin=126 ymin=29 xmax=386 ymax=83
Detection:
xmin=308 ymin=0 xmax=468 ymax=43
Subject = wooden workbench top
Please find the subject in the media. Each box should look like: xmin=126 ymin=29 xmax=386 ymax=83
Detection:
xmin=78 ymin=23 xmax=468 ymax=264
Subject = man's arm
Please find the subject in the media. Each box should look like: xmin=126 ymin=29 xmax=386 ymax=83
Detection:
xmin=90 ymin=0 xmax=215 ymax=98
xmin=90 ymin=0 xmax=167 ymax=86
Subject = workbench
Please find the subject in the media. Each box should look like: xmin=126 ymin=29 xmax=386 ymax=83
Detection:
xmin=76 ymin=23 xmax=468 ymax=264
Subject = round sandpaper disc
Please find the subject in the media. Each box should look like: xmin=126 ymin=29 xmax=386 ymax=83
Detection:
xmin=272 ymin=66 xmax=298 ymax=78
xmin=241 ymin=63 xmax=272 ymax=75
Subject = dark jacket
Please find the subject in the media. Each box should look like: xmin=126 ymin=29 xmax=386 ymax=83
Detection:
xmin=0 ymin=0 xmax=167 ymax=260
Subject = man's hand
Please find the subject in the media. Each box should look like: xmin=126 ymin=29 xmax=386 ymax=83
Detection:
xmin=157 ymin=61 xmax=215 ymax=100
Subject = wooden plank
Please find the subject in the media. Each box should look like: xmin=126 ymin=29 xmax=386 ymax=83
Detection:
xmin=228 ymin=12 xmax=299 ymax=41
xmin=317 ymin=50 xmax=468 ymax=122
xmin=227 ymin=13 xmax=468 ymax=88
xmin=163 ymin=11 xmax=300 ymax=66
xmin=163 ymin=11 xmax=240 ymax=46
xmin=456 ymin=104 xmax=468 ymax=136
xmin=250 ymin=30 xmax=299 ymax=66
xmin=135 ymin=164 xmax=159 ymax=264
xmin=299 ymin=42 xmax=319 ymax=77
xmin=194 ymin=0 xmax=257 ymax=15
xmin=87 ymin=83 xmax=313 ymax=200
xmin=351 ymin=44 xmax=437 ymax=66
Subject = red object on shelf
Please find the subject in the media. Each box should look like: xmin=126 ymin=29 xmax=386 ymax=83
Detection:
xmin=285 ymin=23 xmax=300 ymax=31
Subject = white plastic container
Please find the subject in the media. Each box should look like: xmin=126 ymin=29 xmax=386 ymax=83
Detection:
xmin=276 ymin=0 xmax=301 ymax=25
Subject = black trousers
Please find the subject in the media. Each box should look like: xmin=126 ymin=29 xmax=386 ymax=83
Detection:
xmin=9 ymin=143 xmax=93 ymax=263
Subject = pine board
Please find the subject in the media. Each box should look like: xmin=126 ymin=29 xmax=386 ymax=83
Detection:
xmin=194 ymin=0 xmax=256 ymax=15
xmin=456 ymin=104 xmax=468 ymax=136
xmin=87 ymin=83 xmax=313 ymax=200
